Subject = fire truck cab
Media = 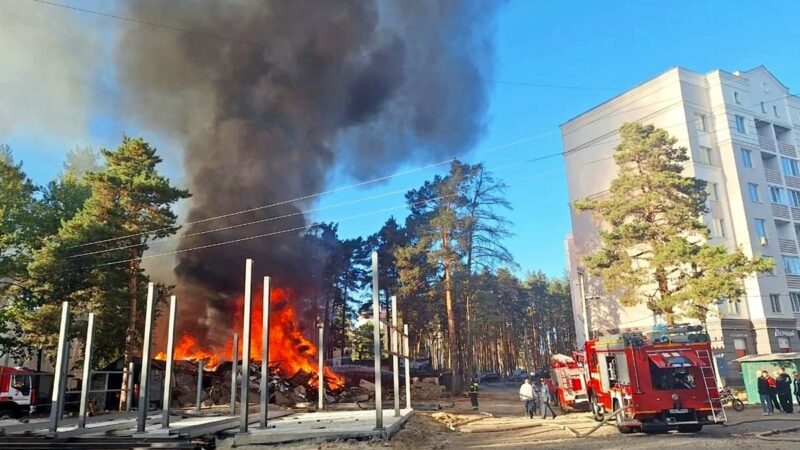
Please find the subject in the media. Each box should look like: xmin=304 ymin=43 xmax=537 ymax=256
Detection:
xmin=584 ymin=325 xmax=726 ymax=433
xmin=0 ymin=366 xmax=37 ymax=419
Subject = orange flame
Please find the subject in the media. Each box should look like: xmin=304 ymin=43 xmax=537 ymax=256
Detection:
xmin=155 ymin=286 xmax=344 ymax=391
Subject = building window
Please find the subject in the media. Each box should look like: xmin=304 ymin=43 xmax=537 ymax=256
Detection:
xmin=731 ymin=298 xmax=741 ymax=314
xmin=733 ymin=338 xmax=748 ymax=358
xmin=784 ymin=256 xmax=800 ymax=275
xmin=791 ymin=292 xmax=800 ymax=313
xmin=695 ymin=114 xmax=707 ymax=132
xmin=741 ymin=149 xmax=753 ymax=168
xmin=708 ymin=182 xmax=720 ymax=201
xmin=755 ymin=218 xmax=768 ymax=245
xmin=713 ymin=218 xmax=727 ymax=238
xmin=774 ymin=105 xmax=780 ymax=117
xmin=778 ymin=337 xmax=790 ymax=352
xmin=735 ymin=115 xmax=746 ymax=134
xmin=770 ymin=294 xmax=782 ymax=313
xmin=770 ymin=186 xmax=786 ymax=204
xmin=781 ymin=157 xmax=800 ymax=177
xmin=790 ymin=189 xmax=800 ymax=208
xmin=748 ymin=183 xmax=760 ymax=203
xmin=698 ymin=146 xmax=714 ymax=165
xmin=734 ymin=91 xmax=740 ymax=104
xmin=761 ymin=102 xmax=767 ymax=113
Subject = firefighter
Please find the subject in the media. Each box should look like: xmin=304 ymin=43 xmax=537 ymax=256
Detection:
xmin=468 ymin=378 xmax=479 ymax=410
xmin=538 ymin=378 xmax=557 ymax=419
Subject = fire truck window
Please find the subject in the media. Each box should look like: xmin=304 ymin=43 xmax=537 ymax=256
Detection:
xmin=10 ymin=375 xmax=30 ymax=395
xmin=649 ymin=361 xmax=696 ymax=390
xmin=606 ymin=356 xmax=618 ymax=387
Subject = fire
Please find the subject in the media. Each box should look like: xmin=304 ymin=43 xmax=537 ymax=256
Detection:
xmin=155 ymin=286 xmax=345 ymax=391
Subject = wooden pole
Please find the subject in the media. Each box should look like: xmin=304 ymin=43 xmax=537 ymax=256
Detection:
xmin=318 ymin=324 xmax=325 ymax=411
xmin=404 ymin=324 xmax=411 ymax=410
xmin=391 ymin=296 xmax=400 ymax=417
xmin=49 ymin=301 xmax=71 ymax=433
xmin=230 ymin=333 xmax=238 ymax=415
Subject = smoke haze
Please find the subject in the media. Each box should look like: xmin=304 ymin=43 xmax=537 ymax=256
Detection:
xmin=114 ymin=0 xmax=501 ymax=344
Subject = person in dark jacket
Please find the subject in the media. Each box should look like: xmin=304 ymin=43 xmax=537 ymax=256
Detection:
xmin=777 ymin=367 xmax=794 ymax=413
xmin=758 ymin=371 xmax=774 ymax=415
xmin=538 ymin=378 xmax=557 ymax=419
xmin=793 ymin=371 xmax=800 ymax=407
xmin=768 ymin=371 xmax=782 ymax=412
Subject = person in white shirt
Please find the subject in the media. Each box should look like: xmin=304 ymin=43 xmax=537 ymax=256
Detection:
xmin=519 ymin=378 xmax=536 ymax=419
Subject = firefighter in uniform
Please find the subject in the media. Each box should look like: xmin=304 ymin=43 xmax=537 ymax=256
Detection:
xmin=468 ymin=378 xmax=479 ymax=410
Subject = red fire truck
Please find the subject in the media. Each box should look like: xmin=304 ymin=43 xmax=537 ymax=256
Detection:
xmin=584 ymin=325 xmax=726 ymax=433
xmin=0 ymin=366 xmax=37 ymax=419
xmin=550 ymin=353 xmax=589 ymax=412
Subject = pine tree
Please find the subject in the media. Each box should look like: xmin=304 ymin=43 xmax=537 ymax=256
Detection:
xmin=574 ymin=123 xmax=772 ymax=325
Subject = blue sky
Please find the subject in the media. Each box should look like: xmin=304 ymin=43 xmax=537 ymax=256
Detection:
xmin=7 ymin=1 xmax=800 ymax=278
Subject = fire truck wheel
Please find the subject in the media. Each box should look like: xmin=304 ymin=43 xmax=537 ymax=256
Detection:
xmin=0 ymin=407 xmax=18 ymax=420
xmin=613 ymin=400 xmax=633 ymax=434
xmin=590 ymin=395 xmax=603 ymax=422
xmin=677 ymin=424 xmax=703 ymax=433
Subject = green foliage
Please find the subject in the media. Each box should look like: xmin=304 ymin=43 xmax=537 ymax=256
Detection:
xmin=23 ymin=137 xmax=189 ymax=365
xmin=574 ymin=123 xmax=773 ymax=324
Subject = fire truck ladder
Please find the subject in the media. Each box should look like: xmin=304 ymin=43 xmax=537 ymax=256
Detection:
xmin=695 ymin=349 xmax=727 ymax=424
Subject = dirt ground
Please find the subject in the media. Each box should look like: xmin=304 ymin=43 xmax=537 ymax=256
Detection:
xmin=230 ymin=383 xmax=800 ymax=449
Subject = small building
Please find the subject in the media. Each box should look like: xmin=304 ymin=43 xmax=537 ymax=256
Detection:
xmin=734 ymin=353 xmax=800 ymax=403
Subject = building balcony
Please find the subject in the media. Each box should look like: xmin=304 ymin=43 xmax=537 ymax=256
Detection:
xmin=792 ymin=207 xmax=800 ymax=222
xmin=772 ymin=203 xmax=791 ymax=220
xmin=759 ymin=135 xmax=777 ymax=152
xmin=778 ymin=142 xmax=797 ymax=158
xmin=765 ymin=168 xmax=783 ymax=185
xmin=779 ymin=238 xmax=798 ymax=254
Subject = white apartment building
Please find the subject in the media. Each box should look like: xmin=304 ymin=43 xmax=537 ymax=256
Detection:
xmin=562 ymin=66 xmax=800 ymax=385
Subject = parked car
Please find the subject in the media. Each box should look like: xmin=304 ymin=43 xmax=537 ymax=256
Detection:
xmin=509 ymin=369 xmax=532 ymax=382
xmin=477 ymin=372 xmax=500 ymax=383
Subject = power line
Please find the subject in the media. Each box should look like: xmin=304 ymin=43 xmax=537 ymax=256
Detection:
xmin=66 ymin=169 xmax=556 ymax=272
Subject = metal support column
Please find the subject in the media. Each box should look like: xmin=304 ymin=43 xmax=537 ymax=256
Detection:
xmin=49 ymin=301 xmax=71 ymax=433
xmin=371 ymin=251 xmax=383 ymax=429
xmin=196 ymin=360 xmax=204 ymax=411
xmin=161 ymin=295 xmax=177 ymax=429
xmin=126 ymin=362 xmax=134 ymax=412
xmin=404 ymin=324 xmax=411 ymax=410
xmin=391 ymin=296 xmax=400 ymax=417
xmin=318 ymin=324 xmax=324 ymax=411
xmin=137 ymin=282 xmax=156 ymax=433
xmin=78 ymin=312 xmax=95 ymax=428
xmin=240 ymin=258 xmax=253 ymax=433
xmin=260 ymin=276 xmax=271 ymax=429
xmin=230 ymin=332 xmax=239 ymax=415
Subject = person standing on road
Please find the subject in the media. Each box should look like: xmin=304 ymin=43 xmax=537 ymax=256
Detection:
xmin=468 ymin=378 xmax=480 ymax=411
xmin=538 ymin=378 xmax=557 ymax=419
xmin=793 ymin=371 xmax=800 ymax=407
xmin=758 ymin=371 xmax=775 ymax=416
xmin=768 ymin=371 xmax=782 ymax=412
xmin=777 ymin=367 xmax=793 ymax=413
xmin=519 ymin=378 xmax=536 ymax=419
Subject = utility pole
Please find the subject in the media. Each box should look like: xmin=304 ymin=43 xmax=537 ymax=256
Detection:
xmin=577 ymin=270 xmax=590 ymax=346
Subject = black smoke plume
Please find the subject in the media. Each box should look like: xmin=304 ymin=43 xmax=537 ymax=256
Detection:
xmin=116 ymin=0 xmax=501 ymax=345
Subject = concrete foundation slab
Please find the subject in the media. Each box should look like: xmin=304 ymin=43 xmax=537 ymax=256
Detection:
xmin=231 ymin=408 xmax=414 ymax=445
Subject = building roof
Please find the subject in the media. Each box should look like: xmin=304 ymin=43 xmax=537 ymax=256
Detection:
xmin=734 ymin=352 xmax=800 ymax=363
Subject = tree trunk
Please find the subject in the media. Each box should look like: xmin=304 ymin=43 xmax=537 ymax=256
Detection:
xmin=120 ymin=255 xmax=139 ymax=411
xmin=443 ymin=262 xmax=461 ymax=393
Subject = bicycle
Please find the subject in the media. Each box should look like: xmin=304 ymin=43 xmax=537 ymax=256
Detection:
xmin=720 ymin=387 xmax=744 ymax=412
